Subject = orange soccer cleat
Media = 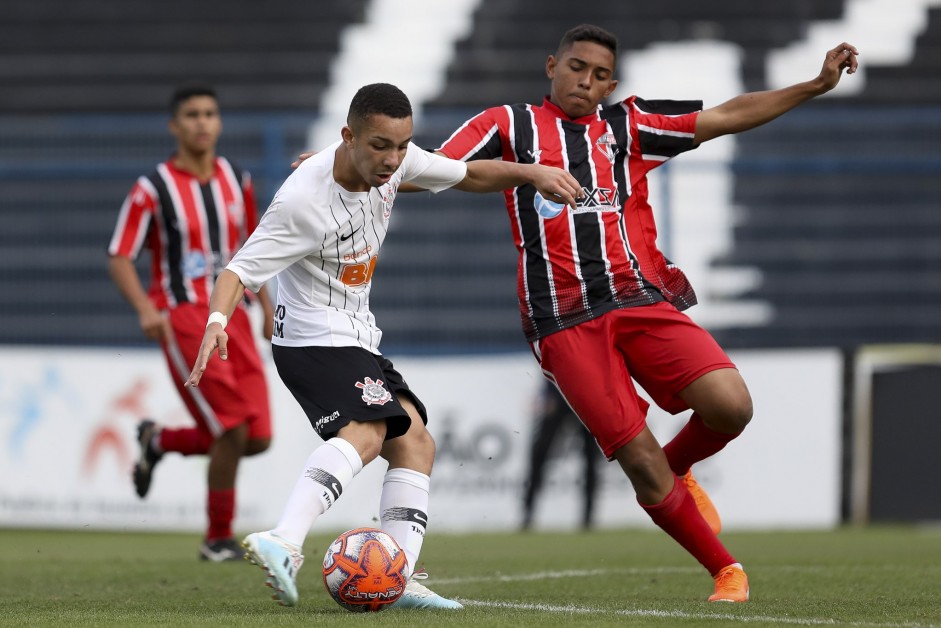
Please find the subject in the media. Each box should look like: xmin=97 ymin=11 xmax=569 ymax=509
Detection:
xmin=681 ymin=471 xmax=721 ymax=535
xmin=708 ymin=563 xmax=749 ymax=602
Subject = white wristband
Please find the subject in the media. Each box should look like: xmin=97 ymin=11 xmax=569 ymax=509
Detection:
xmin=206 ymin=311 xmax=228 ymax=329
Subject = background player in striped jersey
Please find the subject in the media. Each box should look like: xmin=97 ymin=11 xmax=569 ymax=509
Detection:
xmin=185 ymin=83 xmax=581 ymax=609
xmin=431 ymin=25 xmax=858 ymax=602
xmin=108 ymin=83 xmax=275 ymax=562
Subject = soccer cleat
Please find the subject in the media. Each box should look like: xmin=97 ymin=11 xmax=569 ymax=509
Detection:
xmin=391 ymin=570 xmax=463 ymax=610
xmin=199 ymin=537 xmax=247 ymax=562
xmin=708 ymin=563 xmax=749 ymax=602
xmin=132 ymin=419 xmax=163 ymax=498
xmin=242 ymin=531 xmax=305 ymax=607
xmin=681 ymin=471 xmax=722 ymax=535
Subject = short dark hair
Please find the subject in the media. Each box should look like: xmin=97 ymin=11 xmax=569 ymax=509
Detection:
xmin=169 ymin=82 xmax=218 ymax=116
xmin=556 ymin=24 xmax=619 ymax=58
xmin=347 ymin=83 xmax=412 ymax=130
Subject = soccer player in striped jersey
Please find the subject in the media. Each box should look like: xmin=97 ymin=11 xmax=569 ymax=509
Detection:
xmin=108 ymin=83 xmax=275 ymax=562
xmin=433 ymin=25 xmax=858 ymax=602
xmin=185 ymin=83 xmax=581 ymax=609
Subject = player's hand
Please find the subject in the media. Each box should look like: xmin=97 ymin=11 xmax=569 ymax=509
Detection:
xmin=529 ymin=165 xmax=583 ymax=208
xmin=185 ymin=323 xmax=228 ymax=387
xmin=291 ymin=152 xmax=316 ymax=169
xmin=139 ymin=306 xmax=169 ymax=341
xmin=818 ymin=42 xmax=859 ymax=91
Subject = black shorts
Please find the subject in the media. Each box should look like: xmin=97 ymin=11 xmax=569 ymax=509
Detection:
xmin=272 ymin=345 xmax=428 ymax=441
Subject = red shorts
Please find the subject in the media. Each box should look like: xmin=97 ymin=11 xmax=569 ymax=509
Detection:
xmin=531 ymin=302 xmax=735 ymax=459
xmin=161 ymin=302 xmax=272 ymax=440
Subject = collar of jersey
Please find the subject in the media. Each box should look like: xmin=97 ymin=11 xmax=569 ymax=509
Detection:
xmin=541 ymin=96 xmax=600 ymax=125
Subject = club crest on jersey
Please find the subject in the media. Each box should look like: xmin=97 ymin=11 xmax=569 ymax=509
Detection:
xmin=380 ymin=183 xmax=398 ymax=221
xmin=595 ymin=133 xmax=619 ymax=162
xmin=355 ymin=377 xmax=393 ymax=406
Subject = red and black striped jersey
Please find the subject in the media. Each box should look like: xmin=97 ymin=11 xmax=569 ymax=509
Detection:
xmin=438 ymin=96 xmax=702 ymax=342
xmin=108 ymin=157 xmax=258 ymax=309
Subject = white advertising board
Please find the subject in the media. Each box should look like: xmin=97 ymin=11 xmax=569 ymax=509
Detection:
xmin=0 ymin=346 xmax=842 ymax=533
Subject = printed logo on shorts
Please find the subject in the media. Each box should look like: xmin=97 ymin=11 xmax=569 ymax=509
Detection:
xmin=355 ymin=376 xmax=393 ymax=406
xmin=315 ymin=410 xmax=340 ymax=432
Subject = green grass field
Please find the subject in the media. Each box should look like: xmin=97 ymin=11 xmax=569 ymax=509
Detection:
xmin=1 ymin=526 xmax=939 ymax=627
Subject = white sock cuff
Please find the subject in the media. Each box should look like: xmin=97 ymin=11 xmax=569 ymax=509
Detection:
xmin=383 ymin=467 xmax=430 ymax=492
xmin=327 ymin=437 xmax=364 ymax=475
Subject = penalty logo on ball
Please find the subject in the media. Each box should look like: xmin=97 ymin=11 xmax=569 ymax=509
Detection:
xmin=322 ymin=527 xmax=408 ymax=612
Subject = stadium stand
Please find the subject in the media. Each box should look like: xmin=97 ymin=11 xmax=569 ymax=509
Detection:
xmin=429 ymin=0 xmax=846 ymax=107
xmin=0 ymin=0 xmax=366 ymax=345
xmin=710 ymin=4 xmax=941 ymax=348
xmin=0 ymin=0 xmax=367 ymax=112
xmin=1 ymin=0 xmax=940 ymax=352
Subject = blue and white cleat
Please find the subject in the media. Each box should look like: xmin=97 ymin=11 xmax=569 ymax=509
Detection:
xmin=242 ymin=531 xmax=304 ymax=607
xmin=392 ymin=570 xmax=463 ymax=609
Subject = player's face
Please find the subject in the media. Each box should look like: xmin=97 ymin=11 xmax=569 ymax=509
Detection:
xmin=169 ymin=95 xmax=222 ymax=156
xmin=546 ymin=40 xmax=619 ymax=118
xmin=347 ymin=114 xmax=413 ymax=188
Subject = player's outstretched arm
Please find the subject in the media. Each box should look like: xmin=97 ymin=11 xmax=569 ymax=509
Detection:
xmin=186 ymin=269 xmax=247 ymax=388
xmin=695 ymin=42 xmax=859 ymax=144
xmin=454 ymin=160 xmax=582 ymax=207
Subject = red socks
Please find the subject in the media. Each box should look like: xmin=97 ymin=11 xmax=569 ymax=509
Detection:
xmin=639 ymin=475 xmax=734 ymax=576
xmin=158 ymin=427 xmax=213 ymax=456
xmin=207 ymin=488 xmax=235 ymax=541
xmin=662 ymin=413 xmax=739 ymax=477
xmin=153 ymin=429 xmax=235 ymax=541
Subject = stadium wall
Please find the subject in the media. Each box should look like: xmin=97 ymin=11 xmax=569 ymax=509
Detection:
xmin=0 ymin=343 xmax=842 ymax=533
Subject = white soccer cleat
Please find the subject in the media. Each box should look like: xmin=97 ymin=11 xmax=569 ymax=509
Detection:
xmin=242 ymin=531 xmax=305 ymax=606
xmin=391 ymin=570 xmax=463 ymax=610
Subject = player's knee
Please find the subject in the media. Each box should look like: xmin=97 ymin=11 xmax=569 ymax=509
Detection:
xmin=413 ymin=426 xmax=436 ymax=461
xmin=701 ymin=390 xmax=753 ymax=434
xmin=244 ymin=437 xmax=271 ymax=456
xmin=613 ymin=437 xmax=668 ymax=491
xmin=382 ymin=424 xmax=435 ymax=471
xmin=724 ymin=393 xmax=753 ymax=433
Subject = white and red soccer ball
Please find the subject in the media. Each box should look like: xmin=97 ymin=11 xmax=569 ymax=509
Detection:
xmin=322 ymin=527 xmax=409 ymax=612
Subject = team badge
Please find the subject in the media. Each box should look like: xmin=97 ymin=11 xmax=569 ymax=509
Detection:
xmin=595 ymin=133 xmax=618 ymax=162
xmin=355 ymin=377 xmax=393 ymax=406
xmin=380 ymin=183 xmax=398 ymax=221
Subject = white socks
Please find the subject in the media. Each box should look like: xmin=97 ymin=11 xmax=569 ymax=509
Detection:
xmin=380 ymin=468 xmax=431 ymax=577
xmin=272 ymin=438 xmax=363 ymax=547
xmin=269 ymin=438 xmax=432 ymax=574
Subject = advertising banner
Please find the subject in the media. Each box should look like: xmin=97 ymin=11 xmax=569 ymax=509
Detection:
xmin=0 ymin=347 xmax=841 ymax=533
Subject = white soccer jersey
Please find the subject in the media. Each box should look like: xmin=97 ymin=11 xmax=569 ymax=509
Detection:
xmin=227 ymin=141 xmax=467 ymax=353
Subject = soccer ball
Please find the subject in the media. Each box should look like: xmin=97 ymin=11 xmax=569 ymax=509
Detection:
xmin=322 ymin=527 xmax=409 ymax=612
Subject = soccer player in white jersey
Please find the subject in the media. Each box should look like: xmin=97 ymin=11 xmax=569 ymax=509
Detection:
xmin=185 ymin=83 xmax=581 ymax=609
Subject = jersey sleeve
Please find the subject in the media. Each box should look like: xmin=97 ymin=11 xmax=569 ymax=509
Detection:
xmin=107 ymin=177 xmax=157 ymax=259
xmin=625 ymin=97 xmax=702 ymax=168
xmin=226 ymin=173 xmax=325 ymax=293
xmin=399 ymin=143 xmax=468 ymax=193
xmin=437 ymin=107 xmax=507 ymax=162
